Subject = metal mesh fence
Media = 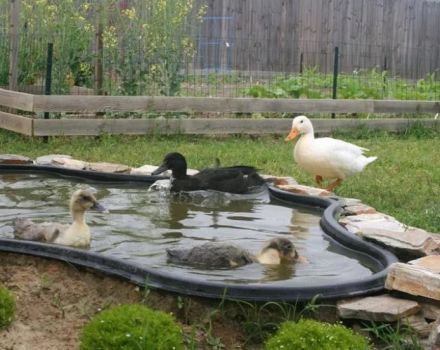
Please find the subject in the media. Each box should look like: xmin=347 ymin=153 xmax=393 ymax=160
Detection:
xmin=1 ymin=0 xmax=439 ymax=100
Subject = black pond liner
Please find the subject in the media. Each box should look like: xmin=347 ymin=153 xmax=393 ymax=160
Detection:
xmin=0 ymin=164 xmax=398 ymax=302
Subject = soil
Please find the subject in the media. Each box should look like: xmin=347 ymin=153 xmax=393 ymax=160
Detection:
xmin=0 ymin=252 xmax=246 ymax=350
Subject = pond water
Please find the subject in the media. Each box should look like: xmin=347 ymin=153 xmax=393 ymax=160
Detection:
xmin=0 ymin=173 xmax=376 ymax=287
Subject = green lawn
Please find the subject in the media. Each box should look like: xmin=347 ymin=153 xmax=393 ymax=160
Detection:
xmin=0 ymin=125 xmax=438 ymax=233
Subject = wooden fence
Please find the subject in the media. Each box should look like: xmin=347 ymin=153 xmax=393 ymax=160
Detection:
xmin=0 ymin=88 xmax=439 ymax=136
xmin=195 ymin=0 xmax=440 ymax=78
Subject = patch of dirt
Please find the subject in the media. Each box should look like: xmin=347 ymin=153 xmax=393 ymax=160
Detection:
xmin=0 ymin=252 xmax=247 ymax=350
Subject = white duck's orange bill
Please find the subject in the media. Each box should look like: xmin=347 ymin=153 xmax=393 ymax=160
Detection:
xmin=285 ymin=128 xmax=299 ymax=141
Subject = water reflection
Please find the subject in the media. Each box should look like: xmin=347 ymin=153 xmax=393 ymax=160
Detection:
xmin=0 ymin=173 xmax=375 ymax=287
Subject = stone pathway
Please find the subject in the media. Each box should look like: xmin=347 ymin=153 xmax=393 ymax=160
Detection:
xmin=1 ymin=153 xmax=439 ymax=349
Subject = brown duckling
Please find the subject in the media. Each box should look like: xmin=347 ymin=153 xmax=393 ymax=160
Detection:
xmin=166 ymin=237 xmax=298 ymax=269
xmin=13 ymin=189 xmax=107 ymax=248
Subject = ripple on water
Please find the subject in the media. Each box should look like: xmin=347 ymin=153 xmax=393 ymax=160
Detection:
xmin=0 ymin=173 xmax=375 ymax=286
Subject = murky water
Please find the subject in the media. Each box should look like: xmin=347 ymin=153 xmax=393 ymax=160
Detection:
xmin=0 ymin=173 xmax=375 ymax=287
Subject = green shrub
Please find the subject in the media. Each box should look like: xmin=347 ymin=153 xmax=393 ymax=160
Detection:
xmin=265 ymin=319 xmax=372 ymax=350
xmin=0 ymin=285 xmax=16 ymax=329
xmin=80 ymin=304 xmax=183 ymax=350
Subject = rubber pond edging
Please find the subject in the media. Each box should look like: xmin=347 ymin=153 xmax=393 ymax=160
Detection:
xmin=0 ymin=164 xmax=399 ymax=302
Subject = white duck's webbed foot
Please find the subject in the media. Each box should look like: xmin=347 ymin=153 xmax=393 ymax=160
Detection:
xmin=325 ymin=178 xmax=343 ymax=192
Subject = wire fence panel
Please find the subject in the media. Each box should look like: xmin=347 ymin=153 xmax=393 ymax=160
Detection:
xmin=0 ymin=0 xmax=439 ymax=101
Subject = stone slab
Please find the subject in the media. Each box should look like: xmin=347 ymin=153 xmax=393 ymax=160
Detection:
xmin=420 ymin=302 xmax=440 ymax=321
xmin=35 ymin=154 xmax=72 ymax=165
xmin=276 ymin=184 xmax=332 ymax=197
xmin=0 ymin=154 xmax=33 ymax=164
xmin=87 ymin=162 xmax=131 ymax=174
xmin=409 ymin=256 xmax=440 ymax=274
xmin=51 ymin=157 xmax=87 ymax=170
xmin=342 ymin=204 xmax=377 ymax=215
xmin=385 ymin=263 xmax=440 ymax=301
xmin=340 ymin=214 xmax=440 ymax=258
xmin=428 ymin=317 xmax=440 ymax=350
xmin=403 ymin=314 xmax=433 ymax=337
xmin=337 ymin=295 xmax=420 ymax=322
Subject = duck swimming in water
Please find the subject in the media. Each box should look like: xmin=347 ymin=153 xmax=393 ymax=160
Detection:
xmin=151 ymin=152 xmax=266 ymax=194
xmin=13 ymin=189 xmax=107 ymax=248
xmin=166 ymin=237 xmax=298 ymax=269
xmin=285 ymin=115 xmax=377 ymax=192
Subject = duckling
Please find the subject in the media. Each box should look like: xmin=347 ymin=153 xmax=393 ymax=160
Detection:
xmin=151 ymin=152 xmax=266 ymax=194
xmin=13 ymin=189 xmax=107 ymax=248
xmin=166 ymin=237 xmax=298 ymax=269
xmin=285 ymin=115 xmax=377 ymax=192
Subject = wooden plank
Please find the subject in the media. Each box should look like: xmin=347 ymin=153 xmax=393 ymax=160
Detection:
xmin=32 ymin=95 xmax=377 ymax=113
xmin=0 ymin=88 xmax=34 ymax=111
xmin=32 ymin=119 xmax=182 ymax=136
xmin=32 ymin=95 xmax=440 ymax=114
xmin=8 ymin=0 xmax=20 ymax=91
xmin=31 ymin=118 xmax=440 ymax=137
xmin=373 ymin=100 xmax=440 ymax=113
xmin=0 ymin=110 xmax=33 ymax=135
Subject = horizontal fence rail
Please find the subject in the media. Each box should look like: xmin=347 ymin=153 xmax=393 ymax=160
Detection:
xmin=0 ymin=88 xmax=439 ymax=136
xmin=0 ymin=89 xmax=438 ymax=114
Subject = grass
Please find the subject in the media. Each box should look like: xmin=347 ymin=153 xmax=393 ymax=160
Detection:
xmin=0 ymin=123 xmax=438 ymax=233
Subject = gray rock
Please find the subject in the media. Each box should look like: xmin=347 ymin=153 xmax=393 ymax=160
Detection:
xmin=385 ymin=262 xmax=440 ymax=301
xmin=35 ymin=154 xmax=72 ymax=165
xmin=340 ymin=214 xmax=440 ymax=259
xmin=0 ymin=154 xmax=33 ymax=164
xmin=337 ymin=295 xmax=420 ymax=322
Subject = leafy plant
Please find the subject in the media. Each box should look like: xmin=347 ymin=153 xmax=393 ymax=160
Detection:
xmin=265 ymin=319 xmax=372 ymax=350
xmin=0 ymin=285 xmax=15 ymax=329
xmin=80 ymin=304 xmax=183 ymax=350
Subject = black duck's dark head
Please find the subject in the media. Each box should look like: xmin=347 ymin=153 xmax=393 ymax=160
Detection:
xmin=152 ymin=152 xmax=188 ymax=178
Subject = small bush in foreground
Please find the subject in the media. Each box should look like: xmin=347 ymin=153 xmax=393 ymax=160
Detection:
xmin=80 ymin=304 xmax=183 ymax=350
xmin=265 ymin=319 xmax=372 ymax=350
xmin=0 ymin=285 xmax=15 ymax=329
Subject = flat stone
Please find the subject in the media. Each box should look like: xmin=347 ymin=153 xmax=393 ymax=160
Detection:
xmin=130 ymin=164 xmax=198 ymax=177
xmin=130 ymin=164 xmax=170 ymax=176
xmin=339 ymin=197 xmax=363 ymax=206
xmin=0 ymin=154 xmax=33 ymax=164
xmin=342 ymin=204 xmax=377 ymax=215
xmin=52 ymin=157 xmax=87 ymax=170
xmin=340 ymin=214 xmax=440 ymax=259
xmin=35 ymin=154 xmax=72 ymax=165
xmin=87 ymin=162 xmax=131 ymax=174
xmin=337 ymin=295 xmax=420 ymax=322
xmin=276 ymin=184 xmax=332 ymax=197
xmin=402 ymin=314 xmax=433 ymax=338
xmin=385 ymin=262 xmax=440 ymax=301
xmin=409 ymin=256 xmax=440 ymax=274
xmin=420 ymin=302 xmax=440 ymax=321
xmin=427 ymin=317 xmax=440 ymax=350
xmin=262 ymin=175 xmax=297 ymax=186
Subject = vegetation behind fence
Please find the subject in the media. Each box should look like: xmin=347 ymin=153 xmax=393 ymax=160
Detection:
xmin=0 ymin=0 xmax=439 ymax=100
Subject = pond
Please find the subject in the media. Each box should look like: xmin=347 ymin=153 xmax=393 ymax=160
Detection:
xmin=0 ymin=172 xmax=377 ymax=288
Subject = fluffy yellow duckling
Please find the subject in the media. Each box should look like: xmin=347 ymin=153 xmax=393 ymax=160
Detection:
xmin=285 ymin=115 xmax=377 ymax=192
xmin=13 ymin=189 xmax=107 ymax=248
xmin=166 ymin=237 xmax=299 ymax=269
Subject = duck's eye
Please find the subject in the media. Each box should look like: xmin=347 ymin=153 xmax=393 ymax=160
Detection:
xmin=81 ymin=195 xmax=91 ymax=201
xmin=300 ymin=120 xmax=304 ymax=124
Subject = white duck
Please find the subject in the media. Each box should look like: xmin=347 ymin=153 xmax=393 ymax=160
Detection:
xmin=13 ymin=189 xmax=107 ymax=248
xmin=285 ymin=115 xmax=377 ymax=192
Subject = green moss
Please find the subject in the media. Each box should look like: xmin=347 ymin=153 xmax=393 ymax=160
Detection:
xmin=80 ymin=304 xmax=183 ymax=350
xmin=0 ymin=285 xmax=16 ymax=329
xmin=265 ymin=319 xmax=372 ymax=350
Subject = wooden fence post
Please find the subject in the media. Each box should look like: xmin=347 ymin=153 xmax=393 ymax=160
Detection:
xmin=8 ymin=0 xmax=20 ymax=91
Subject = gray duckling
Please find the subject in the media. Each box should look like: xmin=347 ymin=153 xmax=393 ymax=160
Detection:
xmin=166 ymin=237 xmax=298 ymax=269
xmin=13 ymin=189 xmax=107 ymax=248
